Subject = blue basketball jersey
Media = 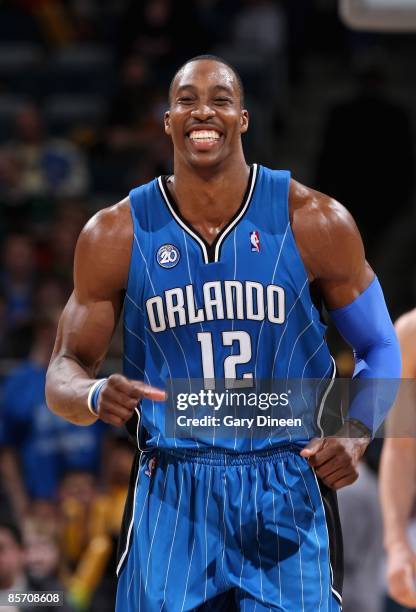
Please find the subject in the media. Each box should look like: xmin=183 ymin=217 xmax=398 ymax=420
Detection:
xmin=123 ymin=164 xmax=335 ymax=450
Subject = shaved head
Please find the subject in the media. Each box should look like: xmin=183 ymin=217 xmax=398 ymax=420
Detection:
xmin=169 ymin=54 xmax=245 ymax=107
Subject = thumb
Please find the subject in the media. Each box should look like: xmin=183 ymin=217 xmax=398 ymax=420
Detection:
xmin=300 ymin=437 xmax=325 ymax=459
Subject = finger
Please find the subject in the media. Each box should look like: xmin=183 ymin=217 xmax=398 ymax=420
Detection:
xmin=101 ymin=385 xmax=139 ymax=412
xmin=317 ymin=465 xmax=355 ymax=488
xmin=107 ymin=374 xmax=133 ymax=394
xmin=300 ymin=438 xmax=325 ymax=459
xmin=390 ymin=584 xmax=416 ymax=609
xmin=391 ymin=565 xmax=416 ymax=606
xmin=107 ymin=374 xmax=147 ymax=399
xmin=108 ymin=375 xmax=166 ymax=401
xmin=130 ymin=382 xmax=167 ymax=401
xmin=313 ymin=454 xmax=348 ymax=479
xmin=307 ymin=441 xmax=350 ymax=469
xmin=99 ymin=412 xmax=125 ymax=427
xmin=99 ymin=399 xmax=135 ymax=423
xmin=332 ymin=471 xmax=359 ymax=490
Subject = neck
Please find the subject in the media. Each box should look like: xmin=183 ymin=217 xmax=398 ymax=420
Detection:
xmin=170 ymin=153 xmax=250 ymax=228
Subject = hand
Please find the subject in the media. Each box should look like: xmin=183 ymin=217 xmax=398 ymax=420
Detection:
xmin=96 ymin=374 xmax=166 ymax=426
xmin=300 ymin=425 xmax=370 ymax=490
xmin=387 ymin=542 xmax=416 ymax=608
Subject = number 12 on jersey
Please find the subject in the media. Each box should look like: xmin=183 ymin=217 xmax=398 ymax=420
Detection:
xmin=197 ymin=331 xmax=253 ymax=388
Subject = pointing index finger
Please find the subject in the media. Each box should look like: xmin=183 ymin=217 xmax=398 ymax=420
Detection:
xmin=130 ymin=381 xmax=167 ymax=402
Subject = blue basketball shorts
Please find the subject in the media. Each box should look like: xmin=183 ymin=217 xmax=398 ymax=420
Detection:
xmin=116 ymin=445 xmax=343 ymax=611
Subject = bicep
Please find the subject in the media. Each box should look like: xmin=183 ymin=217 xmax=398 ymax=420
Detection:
xmin=51 ymin=205 xmax=130 ymax=374
xmin=312 ymin=202 xmax=375 ymax=309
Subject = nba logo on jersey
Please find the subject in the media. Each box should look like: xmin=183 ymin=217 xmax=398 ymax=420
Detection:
xmin=250 ymin=230 xmax=260 ymax=252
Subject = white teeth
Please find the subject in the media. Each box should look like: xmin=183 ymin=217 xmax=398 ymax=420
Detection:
xmin=189 ymin=130 xmax=221 ymax=141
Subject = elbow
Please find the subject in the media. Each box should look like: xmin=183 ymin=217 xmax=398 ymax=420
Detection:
xmin=45 ymin=365 xmax=60 ymax=416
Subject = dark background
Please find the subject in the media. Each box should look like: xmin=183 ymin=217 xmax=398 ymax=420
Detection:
xmin=0 ymin=1 xmax=414 ymax=611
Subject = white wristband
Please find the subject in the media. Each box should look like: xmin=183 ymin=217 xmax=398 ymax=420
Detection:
xmin=87 ymin=378 xmax=107 ymax=417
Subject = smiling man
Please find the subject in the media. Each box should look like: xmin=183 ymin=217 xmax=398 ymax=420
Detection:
xmin=46 ymin=55 xmax=400 ymax=611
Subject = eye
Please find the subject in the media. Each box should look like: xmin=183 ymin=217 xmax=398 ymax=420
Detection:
xmin=214 ymin=97 xmax=231 ymax=105
xmin=177 ymin=96 xmax=194 ymax=104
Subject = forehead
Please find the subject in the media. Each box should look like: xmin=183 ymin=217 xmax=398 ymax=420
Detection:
xmin=173 ymin=60 xmax=238 ymax=95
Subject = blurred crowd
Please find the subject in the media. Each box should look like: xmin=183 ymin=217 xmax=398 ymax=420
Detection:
xmin=1 ymin=0 xmax=416 ymax=611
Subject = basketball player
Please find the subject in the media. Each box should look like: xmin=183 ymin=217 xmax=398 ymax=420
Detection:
xmin=46 ymin=56 xmax=401 ymax=611
xmin=380 ymin=310 xmax=416 ymax=611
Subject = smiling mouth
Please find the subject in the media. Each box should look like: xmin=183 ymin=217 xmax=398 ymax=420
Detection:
xmin=188 ymin=129 xmax=222 ymax=143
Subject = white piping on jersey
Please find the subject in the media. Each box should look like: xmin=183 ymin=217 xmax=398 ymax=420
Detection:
xmin=316 ymin=356 xmax=336 ymax=438
xmin=180 ymin=465 xmax=198 ymax=612
xmin=157 ymin=164 xmax=258 ymax=264
xmin=238 ymin=466 xmax=245 ymax=589
xmin=286 ymin=304 xmax=314 ymax=380
xmin=270 ymin=278 xmax=309 ymax=377
xmin=203 ymin=465 xmax=213 ymax=602
xmin=144 ymin=466 xmax=170 ymax=592
xmin=300 ymin=338 xmax=325 ymax=438
xmin=254 ymin=221 xmax=290 ymax=379
xmin=214 ymin=163 xmax=258 ymax=261
xmin=134 ymin=233 xmax=157 ymax=295
xmin=161 ymin=469 xmax=185 ymax=610
xmin=294 ymin=461 xmax=324 ymax=610
xmin=311 ymin=468 xmax=343 ymax=606
xmin=281 ymin=461 xmax=305 ymax=612
xmin=254 ymin=469 xmax=265 ymax=602
xmin=116 ymin=451 xmax=149 ymax=576
xmin=267 ymin=463 xmax=282 ymax=607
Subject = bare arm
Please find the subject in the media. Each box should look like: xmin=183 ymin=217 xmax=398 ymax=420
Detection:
xmin=291 ymin=179 xmax=374 ymax=487
xmin=380 ymin=313 xmax=416 ymax=547
xmin=45 ymin=199 xmax=164 ymax=426
xmin=379 ymin=312 xmax=416 ymax=607
xmin=290 ymin=178 xmax=374 ymax=307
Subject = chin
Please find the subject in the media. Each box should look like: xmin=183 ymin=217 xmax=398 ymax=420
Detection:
xmin=187 ymin=150 xmax=228 ymax=170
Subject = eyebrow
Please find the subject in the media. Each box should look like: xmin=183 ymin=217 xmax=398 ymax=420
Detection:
xmin=175 ymin=84 xmax=235 ymax=96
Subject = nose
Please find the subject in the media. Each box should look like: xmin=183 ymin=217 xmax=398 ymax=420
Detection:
xmin=191 ymin=102 xmax=215 ymax=121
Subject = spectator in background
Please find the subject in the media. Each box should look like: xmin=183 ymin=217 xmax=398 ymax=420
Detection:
xmin=34 ymin=276 xmax=69 ymax=317
xmin=0 ymin=313 xmax=107 ymax=518
xmin=337 ymin=449 xmax=385 ymax=612
xmin=315 ymin=63 xmax=414 ymax=258
xmin=0 ymin=517 xmax=72 ymax=612
xmin=215 ymin=0 xmax=288 ymax=139
xmin=0 ymin=105 xmax=89 ymax=202
xmin=60 ymin=436 xmax=135 ymax=612
xmin=0 ymin=519 xmax=29 ymax=610
xmin=24 ymin=518 xmax=61 ymax=586
xmin=107 ymin=55 xmax=152 ymax=136
xmin=0 ymin=233 xmax=36 ymax=335
xmin=120 ymin=0 xmax=203 ymax=74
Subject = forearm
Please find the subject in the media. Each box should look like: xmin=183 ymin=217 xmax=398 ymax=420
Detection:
xmin=330 ymin=277 xmax=401 ymax=434
xmin=380 ymin=438 xmax=416 ymax=551
xmin=45 ymin=353 xmax=99 ymax=425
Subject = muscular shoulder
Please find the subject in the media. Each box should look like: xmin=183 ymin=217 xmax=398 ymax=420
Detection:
xmin=74 ymin=197 xmax=132 ymax=299
xmin=289 ymin=178 xmax=365 ymax=282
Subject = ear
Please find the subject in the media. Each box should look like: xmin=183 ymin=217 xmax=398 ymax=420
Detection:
xmin=164 ymin=110 xmax=171 ymax=135
xmin=240 ymin=109 xmax=249 ymax=134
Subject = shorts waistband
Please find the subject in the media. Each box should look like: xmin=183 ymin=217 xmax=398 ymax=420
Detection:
xmin=157 ymin=444 xmax=302 ymax=466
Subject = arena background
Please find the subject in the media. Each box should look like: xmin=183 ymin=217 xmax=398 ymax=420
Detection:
xmin=0 ymin=1 xmax=414 ymax=611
